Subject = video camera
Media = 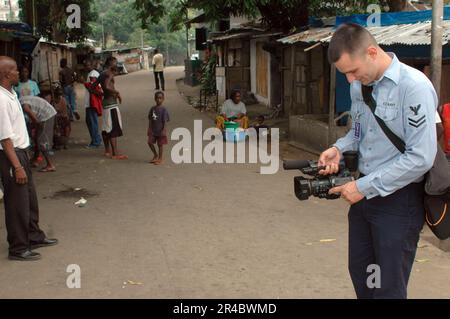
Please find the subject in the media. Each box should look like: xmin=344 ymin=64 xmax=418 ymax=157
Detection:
xmin=283 ymin=151 xmax=359 ymax=200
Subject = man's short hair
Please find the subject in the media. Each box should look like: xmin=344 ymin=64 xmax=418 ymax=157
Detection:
xmin=154 ymin=49 xmax=159 ymax=54
xmin=154 ymin=91 xmax=164 ymax=99
xmin=104 ymin=56 xmax=117 ymax=67
xmin=328 ymin=23 xmax=377 ymax=64
xmin=39 ymin=90 xmax=52 ymax=98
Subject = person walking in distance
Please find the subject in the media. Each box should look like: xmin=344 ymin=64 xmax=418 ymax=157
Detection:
xmin=152 ymin=49 xmax=165 ymax=91
xmin=0 ymin=56 xmax=58 ymax=261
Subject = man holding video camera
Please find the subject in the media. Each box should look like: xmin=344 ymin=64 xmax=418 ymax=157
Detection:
xmin=319 ymin=23 xmax=437 ymax=299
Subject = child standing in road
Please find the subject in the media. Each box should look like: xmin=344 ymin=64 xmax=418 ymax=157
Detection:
xmin=53 ymin=89 xmax=71 ymax=150
xmin=148 ymin=91 xmax=169 ymax=165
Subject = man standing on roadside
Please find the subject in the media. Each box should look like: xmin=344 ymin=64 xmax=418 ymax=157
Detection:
xmin=59 ymin=58 xmax=80 ymax=121
xmin=152 ymin=49 xmax=165 ymax=91
xmin=84 ymin=60 xmax=102 ymax=149
xmin=95 ymin=57 xmax=127 ymax=160
xmin=0 ymin=56 xmax=58 ymax=261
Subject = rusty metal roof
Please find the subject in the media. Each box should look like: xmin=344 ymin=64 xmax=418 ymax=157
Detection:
xmin=210 ymin=30 xmax=282 ymax=42
xmin=210 ymin=31 xmax=256 ymax=41
xmin=278 ymin=20 xmax=450 ymax=46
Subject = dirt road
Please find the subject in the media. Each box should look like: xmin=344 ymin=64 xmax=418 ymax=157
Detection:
xmin=0 ymin=67 xmax=449 ymax=298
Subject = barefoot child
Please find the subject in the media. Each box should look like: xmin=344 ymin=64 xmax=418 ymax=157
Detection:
xmin=148 ymin=91 xmax=169 ymax=165
xmin=53 ymin=89 xmax=71 ymax=150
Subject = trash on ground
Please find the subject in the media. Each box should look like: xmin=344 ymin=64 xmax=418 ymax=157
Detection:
xmin=319 ymin=239 xmax=336 ymax=243
xmin=75 ymin=197 xmax=87 ymax=207
xmin=415 ymin=258 xmax=430 ymax=263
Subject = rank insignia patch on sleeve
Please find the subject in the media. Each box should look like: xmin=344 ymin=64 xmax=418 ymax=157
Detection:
xmin=408 ymin=104 xmax=425 ymax=128
xmin=408 ymin=115 xmax=426 ymax=128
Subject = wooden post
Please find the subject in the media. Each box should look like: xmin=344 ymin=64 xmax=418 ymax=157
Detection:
xmin=45 ymin=51 xmax=54 ymax=101
xmin=289 ymin=45 xmax=295 ymax=114
xmin=328 ymin=64 xmax=336 ymax=147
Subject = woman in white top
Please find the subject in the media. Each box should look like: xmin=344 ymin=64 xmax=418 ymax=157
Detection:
xmin=215 ymin=90 xmax=249 ymax=129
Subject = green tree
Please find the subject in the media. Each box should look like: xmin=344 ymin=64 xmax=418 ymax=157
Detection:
xmin=18 ymin=0 xmax=97 ymax=42
xmin=88 ymin=0 xmax=188 ymax=64
xmin=134 ymin=0 xmax=414 ymax=33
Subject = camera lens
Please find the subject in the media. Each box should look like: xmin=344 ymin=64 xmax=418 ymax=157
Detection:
xmin=294 ymin=177 xmax=311 ymax=200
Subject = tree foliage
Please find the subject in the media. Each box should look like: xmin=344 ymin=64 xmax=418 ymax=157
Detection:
xmin=134 ymin=0 xmax=414 ymax=33
xmin=18 ymin=0 xmax=97 ymax=42
xmin=88 ymin=0 xmax=187 ymax=64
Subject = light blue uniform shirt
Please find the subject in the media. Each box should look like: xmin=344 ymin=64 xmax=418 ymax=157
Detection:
xmin=334 ymin=53 xmax=437 ymax=199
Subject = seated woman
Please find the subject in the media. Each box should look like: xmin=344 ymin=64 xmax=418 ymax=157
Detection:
xmin=215 ymin=90 xmax=249 ymax=129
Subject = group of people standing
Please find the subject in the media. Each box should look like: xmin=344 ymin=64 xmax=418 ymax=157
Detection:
xmin=0 ymin=52 xmax=130 ymax=261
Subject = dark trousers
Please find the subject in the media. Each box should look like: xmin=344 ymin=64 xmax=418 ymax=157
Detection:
xmin=0 ymin=149 xmax=46 ymax=254
xmin=85 ymin=107 xmax=102 ymax=146
xmin=348 ymin=181 xmax=425 ymax=299
xmin=154 ymin=71 xmax=165 ymax=90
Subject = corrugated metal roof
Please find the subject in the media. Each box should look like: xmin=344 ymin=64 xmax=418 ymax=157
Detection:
xmin=210 ymin=31 xmax=256 ymax=41
xmin=251 ymin=32 xmax=283 ymax=39
xmin=210 ymin=30 xmax=281 ymax=42
xmin=278 ymin=20 xmax=450 ymax=46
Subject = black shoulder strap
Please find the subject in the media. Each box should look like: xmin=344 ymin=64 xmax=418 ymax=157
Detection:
xmin=361 ymin=85 xmax=406 ymax=154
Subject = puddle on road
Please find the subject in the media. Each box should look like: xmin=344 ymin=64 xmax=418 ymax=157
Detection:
xmin=48 ymin=186 xmax=99 ymax=200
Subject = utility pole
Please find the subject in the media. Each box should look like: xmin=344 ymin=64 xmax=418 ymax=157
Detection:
xmin=8 ymin=0 xmax=13 ymax=21
xmin=165 ymin=21 xmax=170 ymax=66
xmin=101 ymin=15 xmax=106 ymax=49
xmin=32 ymin=0 xmax=36 ymax=35
xmin=24 ymin=0 xmax=36 ymax=35
xmin=430 ymin=0 xmax=449 ymax=253
xmin=430 ymin=0 xmax=443 ymax=102
xmin=185 ymin=11 xmax=190 ymax=59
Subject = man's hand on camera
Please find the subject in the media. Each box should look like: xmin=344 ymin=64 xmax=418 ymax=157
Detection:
xmin=329 ymin=181 xmax=364 ymax=205
xmin=318 ymin=146 xmax=341 ymax=175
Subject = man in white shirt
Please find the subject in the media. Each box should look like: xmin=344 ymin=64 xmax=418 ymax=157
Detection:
xmin=152 ymin=49 xmax=165 ymax=91
xmin=0 ymin=56 xmax=57 ymax=261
